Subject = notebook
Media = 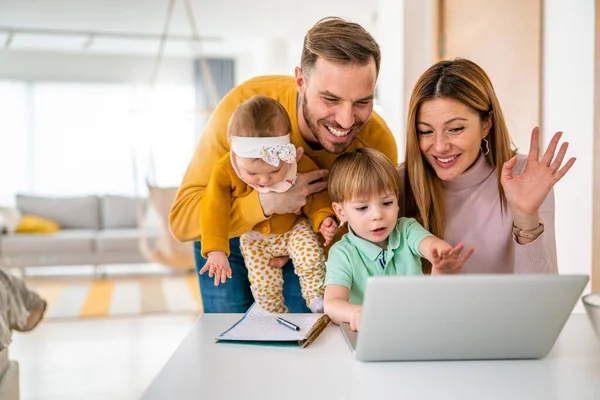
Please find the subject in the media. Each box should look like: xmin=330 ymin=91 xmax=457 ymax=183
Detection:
xmin=216 ymin=303 xmax=330 ymax=348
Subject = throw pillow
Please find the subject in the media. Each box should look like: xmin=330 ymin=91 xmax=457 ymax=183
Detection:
xmin=16 ymin=214 xmax=61 ymax=234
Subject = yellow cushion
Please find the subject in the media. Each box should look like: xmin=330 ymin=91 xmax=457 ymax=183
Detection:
xmin=16 ymin=214 xmax=61 ymax=234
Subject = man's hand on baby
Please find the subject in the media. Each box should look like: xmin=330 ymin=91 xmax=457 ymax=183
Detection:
xmin=431 ymin=243 xmax=474 ymax=275
xmin=258 ymin=147 xmax=329 ymax=216
xmin=259 ymin=169 xmax=329 ymax=216
xmin=199 ymin=251 xmax=232 ymax=286
xmin=319 ymin=217 xmax=338 ymax=246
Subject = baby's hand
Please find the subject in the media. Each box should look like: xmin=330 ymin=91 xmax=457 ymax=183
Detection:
xmin=350 ymin=309 xmax=362 ymax=332
xmin=199 ymin=251 xmax=232 ymax=286
xmin=319 ymin=217 xmax=339 ymax=246
xmin=431 ymin=243 xmax=474 ymax=275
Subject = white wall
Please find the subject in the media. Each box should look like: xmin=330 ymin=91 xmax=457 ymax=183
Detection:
xmin=234 ymin=55 xmax=257 ymax=86
xmin=543 ymin=0 xmax=595 ymax=302
xmin=0 ymin=43 xmax=297 ymax=88
xmin=400 ymin=0 xmax=436 ymax=161
xmin=235 ymin=38 xmax=298 ymax=83
xmin=377 ymin=0 xmax=405 ymax=156
xmin=373 ymin=0 xmax=436 ymax=161
xmin=0 ymin=50 xmax=194 ymax=85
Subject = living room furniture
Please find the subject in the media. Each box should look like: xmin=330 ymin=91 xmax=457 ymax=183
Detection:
xmin=0 ymin=194 xmax=159 ymax=270
xmin=0 ymin=348 xmax=19 ymax=400
xmin=141 ymin=313 xmax=600 ymax=400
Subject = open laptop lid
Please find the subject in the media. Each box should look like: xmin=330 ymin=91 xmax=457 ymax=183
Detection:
xmin=352 ymin=274 xmax=589 ymax=362
xmin=340 ymin=322 xmax=358 ymax=351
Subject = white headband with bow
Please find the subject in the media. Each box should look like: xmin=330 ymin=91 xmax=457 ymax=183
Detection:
xmin=230 ymin=134 xmax=296 ymax=167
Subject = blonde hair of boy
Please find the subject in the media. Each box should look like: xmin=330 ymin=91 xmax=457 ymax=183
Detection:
xmin=328 ymin=148 xmax=401 ymax=204
xmin=227 ymin=95 xmax=292 ymax=142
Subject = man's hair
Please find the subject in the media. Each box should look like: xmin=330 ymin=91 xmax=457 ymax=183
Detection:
xmin=328 ymin=148 xmax=400 ymax=203
xmin=227 ymin=95 xmax=292 ymax=142
xmin=301 ymin=16 xmax=381 ymax=77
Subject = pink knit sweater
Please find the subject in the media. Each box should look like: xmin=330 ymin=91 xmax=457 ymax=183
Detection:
xmin=400 ymin=154 xmax=557 ymax=274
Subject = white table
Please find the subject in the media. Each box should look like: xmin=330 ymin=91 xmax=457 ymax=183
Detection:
xmin=141 ymin=314 xmax=600 ymax=400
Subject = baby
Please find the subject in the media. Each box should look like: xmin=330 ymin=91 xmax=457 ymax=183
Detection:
xmin=324 ymin=148 xmax=474 ymax=330
xmin=199 ymin=95 xmax=338 ymax=313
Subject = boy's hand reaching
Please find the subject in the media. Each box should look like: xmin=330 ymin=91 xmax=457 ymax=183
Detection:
xmin=319 ymin=217 xmax=338 ymax=246
xmin=350 ymin=309 xmax=362 ymax=332
xmin=199 ymin=251 xmax=232 ymax=286
xmin=431 ymin=243 xmax=474 ymax=275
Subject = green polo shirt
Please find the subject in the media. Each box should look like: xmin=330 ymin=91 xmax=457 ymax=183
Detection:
xmin=325 ymin=217 xmax=433 ymax=304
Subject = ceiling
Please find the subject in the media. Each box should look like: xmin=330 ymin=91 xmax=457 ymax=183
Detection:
xmin=0 ymin=0 xmax=379 ymax=57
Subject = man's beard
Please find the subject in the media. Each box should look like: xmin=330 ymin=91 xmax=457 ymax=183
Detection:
xmin=302 ymin=96 xmax=366 ymax=154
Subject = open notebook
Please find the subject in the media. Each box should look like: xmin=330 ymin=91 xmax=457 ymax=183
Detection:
xmin=216 ymin=303 xmax=330 ymax=348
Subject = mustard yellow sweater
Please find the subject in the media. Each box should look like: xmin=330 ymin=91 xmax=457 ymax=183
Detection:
xmin=170 ymin=75 xmax=398 ymax=243
xmin=200 ymin=153 xmax=335 ymax=257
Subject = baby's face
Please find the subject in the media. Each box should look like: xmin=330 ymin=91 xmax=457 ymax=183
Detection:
xmin=235 ymin=156 xmax=290 ymax=187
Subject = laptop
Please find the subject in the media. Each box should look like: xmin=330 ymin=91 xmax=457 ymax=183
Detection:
xmin=341 ymin=274 xmax=589 ymax=362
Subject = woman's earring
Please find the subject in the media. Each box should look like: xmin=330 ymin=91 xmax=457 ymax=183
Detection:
xmin=481 ymin=138 xmax=490 ymax=156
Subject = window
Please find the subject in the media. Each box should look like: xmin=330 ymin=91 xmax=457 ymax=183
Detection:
xmin=0 ymin=80 xmax=196 ymax=201
xmin=0 ymin=82 xmax=29 ymax=204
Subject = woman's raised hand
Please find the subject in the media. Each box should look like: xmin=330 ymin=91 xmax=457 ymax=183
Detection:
xmin=501 ymin=127 xmax=576 ymax=219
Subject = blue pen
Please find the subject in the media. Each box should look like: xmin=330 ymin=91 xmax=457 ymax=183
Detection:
xmin=276 ymin=317 xmax=300 ymax=331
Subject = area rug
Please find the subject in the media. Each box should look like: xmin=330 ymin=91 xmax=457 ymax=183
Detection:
xmin=24 ymin=273 xmax=203 ymax=319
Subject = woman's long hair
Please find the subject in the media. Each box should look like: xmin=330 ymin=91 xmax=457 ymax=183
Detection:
xmin=403 ymin=58 xmax=516 ymax=238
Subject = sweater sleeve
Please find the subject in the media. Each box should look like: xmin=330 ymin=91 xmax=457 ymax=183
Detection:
xmin=199 ymin=165 xmax=235 ymax=257
xmin=513 ymin=187 xmax=558 ymax=274
xmin=298 ymin=156 xmax=336 ymax=232
xmin=368 ymin=112 xmax=398 ymax=165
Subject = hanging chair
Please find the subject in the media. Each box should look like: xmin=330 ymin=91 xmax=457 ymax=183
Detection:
xmin=138 ymin=183 xmax=195 ymax=269
xmin=134 ymin=0 xmax=217 ymax=270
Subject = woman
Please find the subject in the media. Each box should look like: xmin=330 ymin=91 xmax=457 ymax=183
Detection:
xmin=401 ymin=58 xmax=575 ymax=273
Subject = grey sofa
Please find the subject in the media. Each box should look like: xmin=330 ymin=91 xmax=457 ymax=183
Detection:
xmin=0 ymin=348 xmax=18 ymax=400
xmin=0 ymin=194 xmax=158 ymax=269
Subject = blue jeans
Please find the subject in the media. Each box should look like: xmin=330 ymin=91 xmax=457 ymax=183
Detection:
xmin=194 ymin=239 xmax=310 ymax=313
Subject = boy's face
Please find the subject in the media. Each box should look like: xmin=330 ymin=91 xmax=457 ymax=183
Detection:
xmin=235 ymin=155 xmax=290 ymax=187
xmin=332 ymin=192 xmax=399 ymax=248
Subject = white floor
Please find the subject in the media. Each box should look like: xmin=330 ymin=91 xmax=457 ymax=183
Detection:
xmin=9 ymin=314 xmax=197 ymax=400
xmin=11 ymin=263 xmax=188 ymax=279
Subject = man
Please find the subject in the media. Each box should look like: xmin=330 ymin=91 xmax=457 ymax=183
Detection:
xmin=170 ymin=16 xmax=397 ymax=313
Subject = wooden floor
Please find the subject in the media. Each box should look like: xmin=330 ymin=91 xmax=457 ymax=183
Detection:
xmin=9 ymin=314 xmax=197 ymax=400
